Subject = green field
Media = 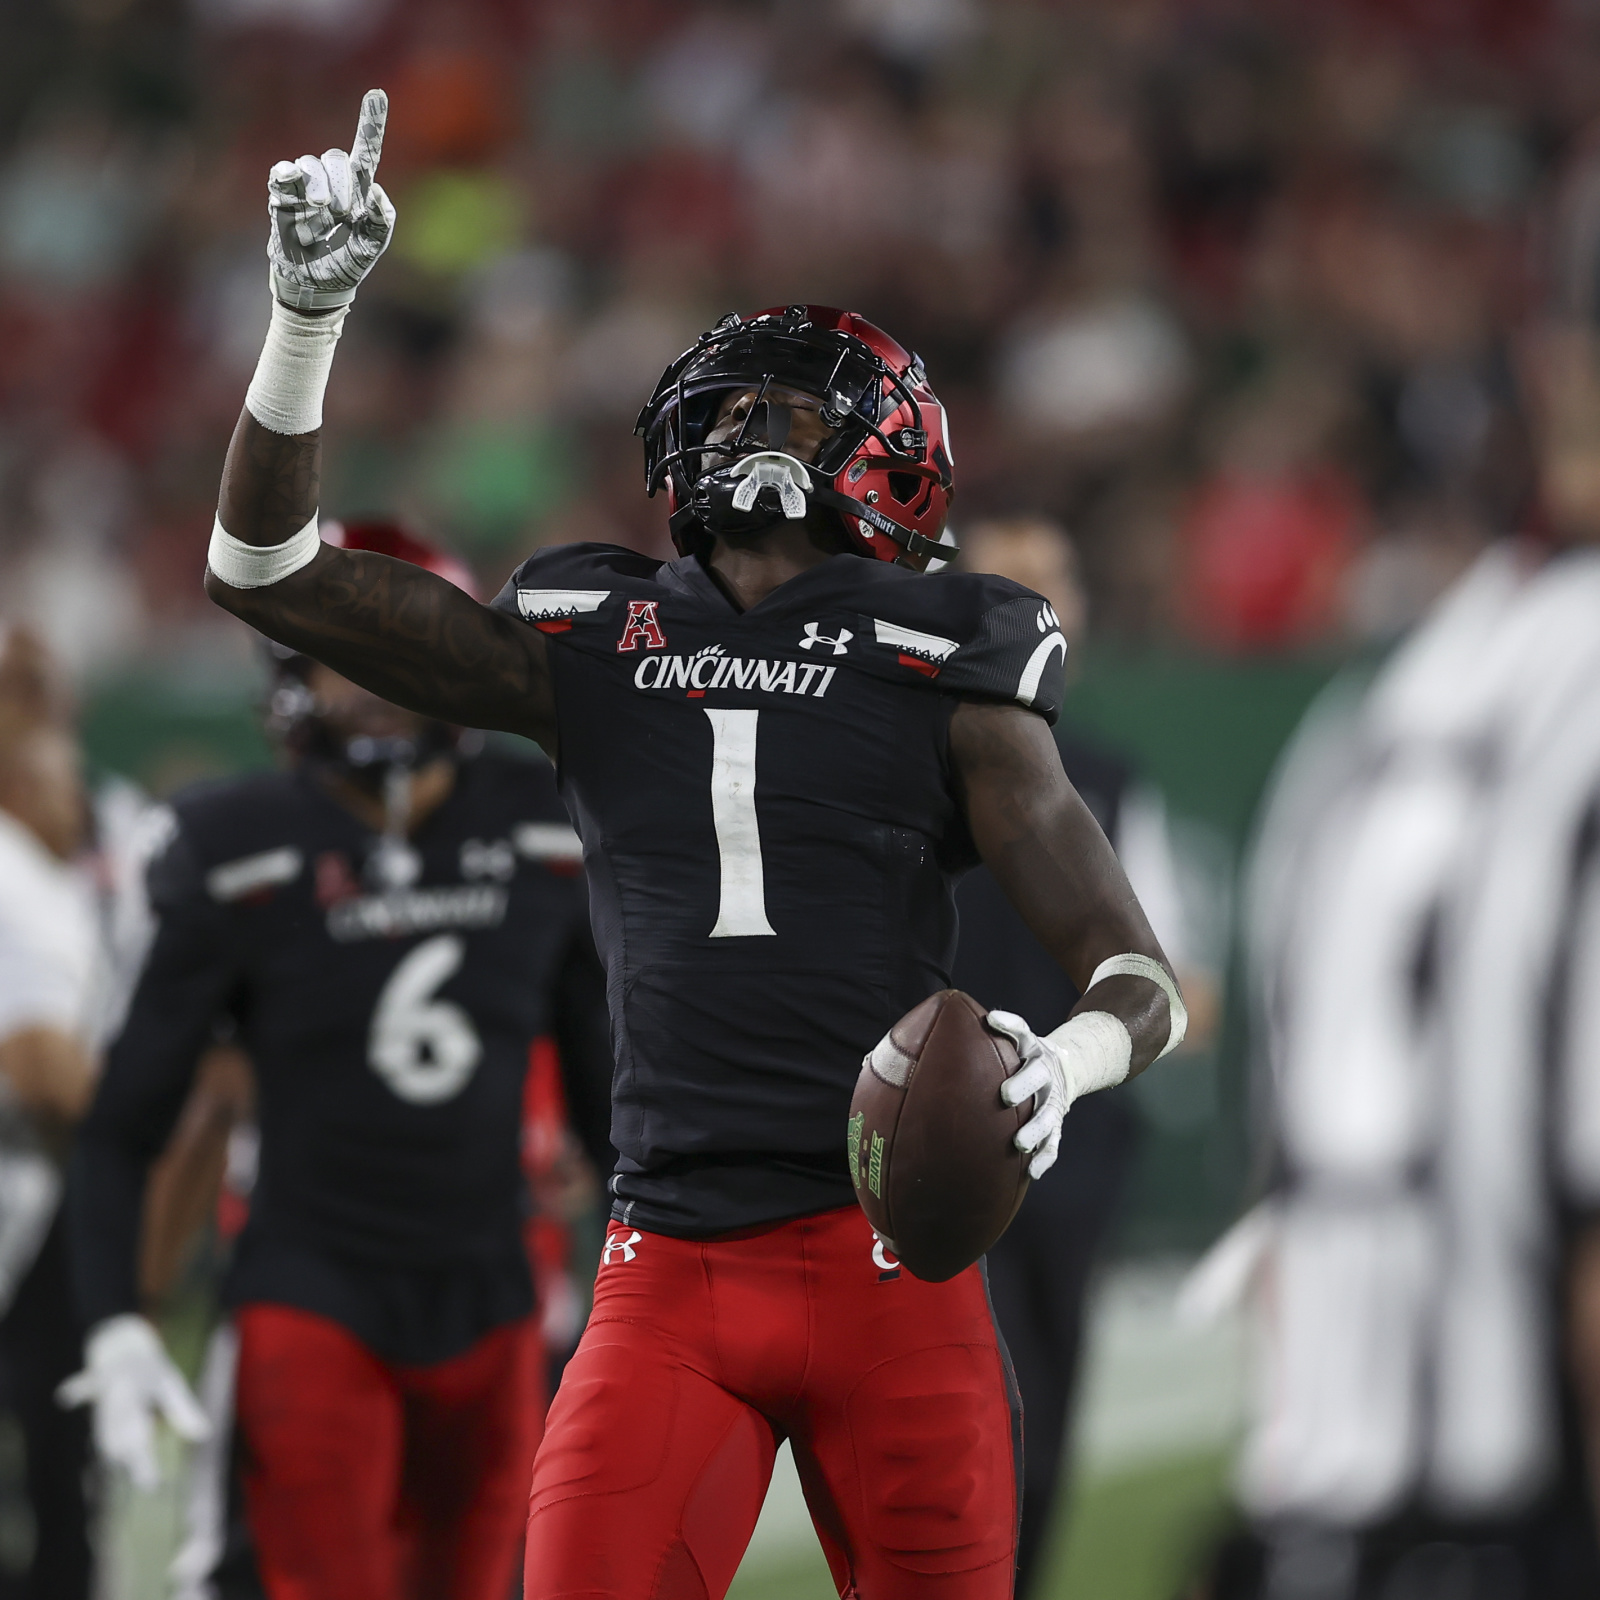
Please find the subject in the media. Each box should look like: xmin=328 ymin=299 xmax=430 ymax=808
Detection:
xmin=727 ymin=1450 xmax=1233 ymax=1600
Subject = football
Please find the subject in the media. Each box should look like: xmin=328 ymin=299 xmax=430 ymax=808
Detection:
xmin=848 ymin=990 xmax=1030 ymax=1282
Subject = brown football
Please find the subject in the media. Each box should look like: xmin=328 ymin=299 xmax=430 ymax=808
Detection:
xmin=848 ymin=989 xmax=1029 ymax=1282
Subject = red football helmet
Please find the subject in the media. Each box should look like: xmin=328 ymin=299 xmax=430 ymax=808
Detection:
xmin=635 ymin=305 xmax=955 ymax=571
xmin=322 ymin=518 xmax=479 ymax=599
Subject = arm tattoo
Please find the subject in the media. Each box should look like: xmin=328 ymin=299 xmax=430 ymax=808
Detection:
xmin=218 ymin=412 xmax=320 ymax=546
xmin=209 ymin=407 xmax=555 ymax=745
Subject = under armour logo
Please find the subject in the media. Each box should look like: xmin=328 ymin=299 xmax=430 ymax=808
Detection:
xmin=459 ymin=838 xmax=515 ymax=883
xmin=800 ymin=622 xmax=853 ymax=655
xmin=602 ymin=1229 xmax=642 ymax=1265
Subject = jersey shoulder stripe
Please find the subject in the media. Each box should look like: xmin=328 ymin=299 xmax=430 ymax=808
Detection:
xmin=872 ymin=618 xmax=960 ymax=663
xmin=206 ymin=846 xmax=303 ymax=903
xmin=858 ymin=570 xmax=1070 ymax=724
xmin=516 ymin=589 xmax=611 ymax=622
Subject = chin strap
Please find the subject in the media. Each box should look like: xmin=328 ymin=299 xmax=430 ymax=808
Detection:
xmin=808 ymin=484 xmax=955 ymax=568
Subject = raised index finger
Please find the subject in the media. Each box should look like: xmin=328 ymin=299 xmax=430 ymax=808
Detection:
xmin=349 ymin=89 xmax=388 ymax=199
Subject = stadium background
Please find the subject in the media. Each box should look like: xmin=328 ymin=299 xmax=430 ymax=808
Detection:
xmin=0 ymin=0 xmax=1582 ymax=1595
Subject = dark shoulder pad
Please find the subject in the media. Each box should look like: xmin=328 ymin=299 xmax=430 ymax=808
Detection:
xmin=490 ymin=543 xmax=665 ymax=622
xmin=166 ymin=771 xmax=299 ymax=859
xmin=872 ymin=571 xmax=1069 ymax=724
xmin=162 ymin=771 xmax=310 ymax=905
xmin=143 ymin=818 xmax=210 ymax=915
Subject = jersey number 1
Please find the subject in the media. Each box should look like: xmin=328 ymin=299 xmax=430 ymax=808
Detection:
xmin=368 ymin=934 xmax=483 ymax=1103
xmin=706 ymin=708 xmax=776 ymax=938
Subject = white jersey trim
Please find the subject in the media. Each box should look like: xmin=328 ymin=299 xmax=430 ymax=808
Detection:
xmin=205 ymin=847 xmax=303 ymax=903
xmin=873 ymin=619 xmax=959 ymax=663
xmin=512 ymin=822 xmax=584 ymax=863
xmin=516 ymin=589 xmax=611 ymax=622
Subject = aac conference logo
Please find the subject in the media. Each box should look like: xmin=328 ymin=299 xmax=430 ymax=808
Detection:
xmin=616 ymin=601 xmax=667 ymax=653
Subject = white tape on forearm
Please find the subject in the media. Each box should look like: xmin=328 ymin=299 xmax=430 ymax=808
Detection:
xmin=1045 ymin=1010 xmax=1133 ymax=1102
xmin=244 ymin=300 xmax=348 ymax=435
xmin=207 ymin=513 xmax=321 ymax=589
xmin=1088 ymin=952 xmax=1188 ymax=1058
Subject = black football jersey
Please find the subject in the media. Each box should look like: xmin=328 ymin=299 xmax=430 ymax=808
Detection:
xmin=73 ymin=748 xmax=611 ymax=1362
xmin=490 ymin=543 xmax=1068 ymax=1236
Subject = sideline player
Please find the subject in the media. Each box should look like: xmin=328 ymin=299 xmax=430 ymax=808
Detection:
xmin=64 ymin=521 xmax=613 ymax=1600
xmin=0 ymin=677 xmax=99 ymax=1600
xmin=200 ymin=92 xmax=1187 ymax=1596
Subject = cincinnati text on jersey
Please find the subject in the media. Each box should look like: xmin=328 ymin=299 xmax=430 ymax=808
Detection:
xmin=632 ymin=646 xmax=838 ymax=699
xmin=326 ymin=885 xmax=509 ymax=943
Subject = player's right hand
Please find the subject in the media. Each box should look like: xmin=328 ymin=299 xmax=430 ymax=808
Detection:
xmin=267 ymin=88 xmax=396 ymax=311
xmin=57 ymin=1313 xmax=210 ymax=1490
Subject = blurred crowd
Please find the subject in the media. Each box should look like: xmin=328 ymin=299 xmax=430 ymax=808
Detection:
xmin=3 ymin=0 xmax=1598 ymax=685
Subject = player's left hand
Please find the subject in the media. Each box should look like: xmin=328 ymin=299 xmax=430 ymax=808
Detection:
xmin=267 ymin=88 xmax=395 ymax=311
xmin=986 ymin=1009 xmax=1069 ymax=1179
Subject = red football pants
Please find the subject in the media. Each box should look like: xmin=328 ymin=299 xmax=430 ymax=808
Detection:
xmin=233 ymin=1305 xmax=544 ymax=1600
xmin=524 ymin=1205 xmax=1021 ymax=1599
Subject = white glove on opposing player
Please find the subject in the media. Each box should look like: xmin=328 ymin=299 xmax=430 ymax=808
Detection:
xmin=268 ymin=89 xmax=395 ymax=310
xmin=57 ymin=1314 xmax=210 ymax=1490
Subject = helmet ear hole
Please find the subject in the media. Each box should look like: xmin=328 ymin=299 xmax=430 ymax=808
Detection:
xmin=887 ymin=471 xmax=921 ymax=505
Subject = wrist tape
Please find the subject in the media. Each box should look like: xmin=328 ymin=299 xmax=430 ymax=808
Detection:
xmin=244 ymin=300 xmax=348 ymax=435
xmin=1088 ymin=952 xmax=1188 ymax=1057
xmin=1037 ymin=953 xmax=1188 ymax=1107
xmin=207 ymin=513 xmax=321 ymax=589
xmin=1045 ymin=1010 xmax=1133 ymax=1103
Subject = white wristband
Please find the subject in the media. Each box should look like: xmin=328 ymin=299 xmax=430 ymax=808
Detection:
xmin=207 ymin=513 xmax=321 ymax=589
xmin=244 ymin=299 xmax=348 ymax=435
xmin=1088 ymin=952 xmax=1188 ymax=1058
xmin=1045 ymin=1010 xmax=1133 ymax=1102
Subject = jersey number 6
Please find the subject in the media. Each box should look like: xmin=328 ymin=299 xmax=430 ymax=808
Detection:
xmin=706 ymin=708 xmax=776 ymax=939
xmin=368 ymin=934 xmax=483 ymax=1103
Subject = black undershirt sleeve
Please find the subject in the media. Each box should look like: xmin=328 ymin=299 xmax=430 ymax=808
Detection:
xmin=69 ymin=829 xmax=243 ymax=1328
xmin=547 ymin=922 xmax=616 ymax=1181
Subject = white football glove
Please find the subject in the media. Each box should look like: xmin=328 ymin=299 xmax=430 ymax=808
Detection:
xmin=267 ymin=89 xmax=395 ymax=311
xmin=986 ymin=1007 xmax=1136 ymax=1179
xmin=57 ymin=1314 xmax=210 ymax=1490
xmin=986 ymin=1010 xmax=1072 ymax=1179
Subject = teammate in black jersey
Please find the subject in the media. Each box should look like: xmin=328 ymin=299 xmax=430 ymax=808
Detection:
xmin=196 ymin=91 xmax=1186 ymax=1598
xmin=65 ymin=522 xmax=612 ymax=1600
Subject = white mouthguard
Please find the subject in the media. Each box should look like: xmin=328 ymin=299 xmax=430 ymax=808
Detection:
xmin=729 ymin=452 xmax=812 ymax=520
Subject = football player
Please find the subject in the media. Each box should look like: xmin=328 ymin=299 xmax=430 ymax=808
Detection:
xmin=199 ymin=92 xmax=1186 ymax=1597
xmin=64 ymin=520 xmax=613 ymax=1600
